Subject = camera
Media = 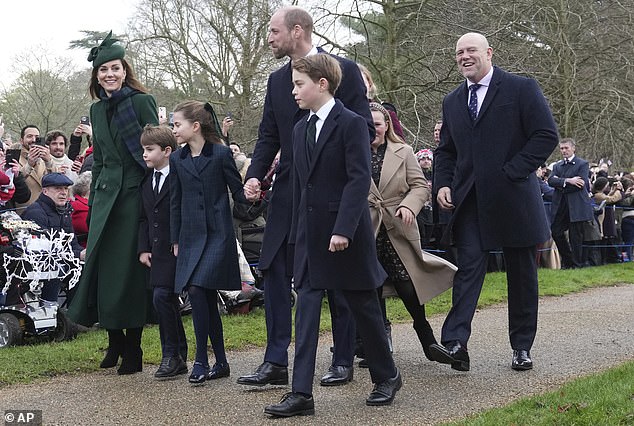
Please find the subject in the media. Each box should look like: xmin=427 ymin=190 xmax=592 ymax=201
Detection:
xmin=34 ymin=136 xmax=47 ymax=147
xmin=80 ymin=116 xmax=90 ymax=125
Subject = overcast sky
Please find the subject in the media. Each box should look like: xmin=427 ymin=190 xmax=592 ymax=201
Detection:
xmin=0 ymin=0 xmax=139 ymax=88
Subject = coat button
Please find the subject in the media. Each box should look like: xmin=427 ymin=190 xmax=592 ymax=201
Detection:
xmin=153 ymin=223 xmax=159 ymax=228
xmin=154 ymin=209 xmax=159 ymax=213
xmin=101 ymin=184 xmax=107 ymax=189
xmin=307 ymin=183 xmax=313 ymax=189
xmin=153 ymin=237 xmax=158 ymax=242
xmin=308 ymin=207 xmax=313 ymax=212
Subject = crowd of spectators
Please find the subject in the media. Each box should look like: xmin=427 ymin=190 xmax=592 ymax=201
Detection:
xmin=1 ymin=111 xmax=632 ymax=311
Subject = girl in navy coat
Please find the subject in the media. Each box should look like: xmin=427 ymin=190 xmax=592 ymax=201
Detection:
xmin=170 ymin=101 xmax=246 ymax=385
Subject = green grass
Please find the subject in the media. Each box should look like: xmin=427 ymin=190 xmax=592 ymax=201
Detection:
xmin=447 ymin=360 xmax=634 ymax=426
xmin=0 ymin=262 xmax=632 ymax=387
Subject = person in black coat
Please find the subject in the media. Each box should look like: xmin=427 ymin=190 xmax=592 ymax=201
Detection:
xmin=22 ymin=173 xmax=84 ymax=302
xmin=138 ymin=125 xmax=188 ymax=380
xmin=240 ymin=5 xmax=374 ymax=389
xmin=431 ymin=33 xmax=558 ymax=372
xmin=264 ymin=54 xmax=400 ymax=418
xmin=547 ymin=138 xmax=595 ymax=268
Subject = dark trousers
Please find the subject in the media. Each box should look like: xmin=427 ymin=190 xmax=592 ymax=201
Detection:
xmin=153 ymin=286 xmax=188 ymax=360
xmin=188 ymin=286 xmax=226 ymax=366
xmin=292 ymin=281 xmax=396 ymax=395
xmin=41 ymin=280 xmax=61 ymax=303
xmin=441 ymin=193 xmax=538 ymax=351
xmin=326 ymin=290 xmax=355 ymax=367
xmin=551 ymin=200 xmax=585 ymax=268
xmin=262 ymin=242 xmax=355 ymax=367
xmin=622 ymin=217 xmax=634 ymax=261
xmin=262 ymin=242 xmax=293 ymax=366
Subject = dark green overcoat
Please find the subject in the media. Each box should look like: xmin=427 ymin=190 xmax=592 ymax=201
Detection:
xmin=68 ymin=93 xmax=158 ymax=329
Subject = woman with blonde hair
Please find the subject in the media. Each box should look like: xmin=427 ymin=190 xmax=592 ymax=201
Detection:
xmin=367 ymin=102 xmax=454 ymax=361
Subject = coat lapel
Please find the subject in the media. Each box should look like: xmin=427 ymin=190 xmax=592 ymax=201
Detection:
xmin=475 ymin=66 xmax=501 ymax=124
xmin=155 ymin=176 xmax=169 ymax=205
xmin=295 ymin=119 xmax=310 ymax=180
xmin=378 ymin=142 xmax=405 ymax=192
xmin=178 ymin=142 xmax=214 ymax=179
xmin=307 ymin=101 xmax=344 ymax=173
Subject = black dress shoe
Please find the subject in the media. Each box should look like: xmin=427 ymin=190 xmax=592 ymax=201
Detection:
xmin=207 ymin=362 xmax=230 ymax=380
xmin=188 ymin=362 xmax=209 ymax=385
xmin=429 ymin=341 xmax=470 ymax=371
xmin=154 ymin=356 xmax=188 ymax=380
xmin=366 ymin=369 xmax=402 ymax=406
xmin=320 ymin=365 xmax=353 ymax=386
xmin=237 ymin=361 xmax=288 ymax=386
xmin=264 ymin=392 xmax=314 ymax=417
xmin=512 ymin=350 xmax=533 ymax=371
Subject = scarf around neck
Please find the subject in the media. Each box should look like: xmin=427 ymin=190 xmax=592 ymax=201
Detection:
xmin=99 ymin=85 xmax=146 ymax=169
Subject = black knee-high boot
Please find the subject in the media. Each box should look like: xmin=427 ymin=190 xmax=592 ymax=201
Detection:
xmin=413 ymin=305 xmax=437 ymax=361
xmin=100 ymin=329 xmax=125 ymax=368
xmin=118 ymin=327 xmax=143 ymax=375
xmin=394 ymin=280 xmax=438 ymax=361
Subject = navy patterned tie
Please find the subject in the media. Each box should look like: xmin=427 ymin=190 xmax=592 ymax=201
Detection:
xmin=468 ymin=83 xmax=481 ymax=121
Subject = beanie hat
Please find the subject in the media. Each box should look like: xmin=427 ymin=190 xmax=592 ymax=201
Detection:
xmin=87 ymin=31 xmax=125 ymax=68
xmin=416 ymin=149 xmax=433 ymax=161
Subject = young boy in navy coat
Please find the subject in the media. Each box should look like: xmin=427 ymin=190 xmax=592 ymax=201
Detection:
xmin=264 ymin=54 xmax=401 ymax=418
xmin=138 ymin=125 xmax=188 ymax=379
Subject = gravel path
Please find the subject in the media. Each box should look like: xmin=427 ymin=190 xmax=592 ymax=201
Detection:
xmin=1 ymin=285 xmax=632 ymax=425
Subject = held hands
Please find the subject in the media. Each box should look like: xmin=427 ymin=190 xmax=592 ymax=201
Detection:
xmin=139 ymin=252 xmax=152 ymax=267
xmin=437 ymin=186 xmax=454 ymax=209
xmin=244 ymin=178 xmax=261 ymax=202
xmin=395 ymin=207 xmax=415 ymax=226
xmin=329 ymin=234 xmax=349 ymax=252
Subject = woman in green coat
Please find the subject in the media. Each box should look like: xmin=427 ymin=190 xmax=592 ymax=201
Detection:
xmin=68 ymin=32 xmax=159 ymax=375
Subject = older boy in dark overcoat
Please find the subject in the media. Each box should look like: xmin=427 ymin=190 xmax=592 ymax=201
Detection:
xmin=264 ymin=54 xmax=401 ymax=418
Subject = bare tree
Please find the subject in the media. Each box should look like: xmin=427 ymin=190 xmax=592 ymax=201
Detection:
xmin=0 ymin=50 xmax=91 ymax=139
xmin=127 ymin=0 xmax=282 ymax=151
xmin=314 ymin=0 xmax=634 ymax=167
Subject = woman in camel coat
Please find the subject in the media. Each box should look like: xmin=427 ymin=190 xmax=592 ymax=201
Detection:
xmin=367 ymin=102 xmax=455 ymax=360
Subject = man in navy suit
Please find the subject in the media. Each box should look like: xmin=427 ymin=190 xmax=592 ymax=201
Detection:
xmin=239 ymin=6 xmax=374 ymax=388
xmin=547 ymin=138 xmax=594 ymax=268
xmin=430 ymin=33 xmax=558 ymax=371
xmin=138 ymin=125 xmax=188 ymax=379
xmin=264 ymin=53 xmax=400 ymax=418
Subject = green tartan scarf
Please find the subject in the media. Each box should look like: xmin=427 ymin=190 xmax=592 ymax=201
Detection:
xmin=100 ymin=86 xmax=146 ymax=169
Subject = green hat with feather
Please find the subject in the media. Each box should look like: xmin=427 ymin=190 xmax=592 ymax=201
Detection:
xmin=87 ymin=31 xmax=125 ymax=68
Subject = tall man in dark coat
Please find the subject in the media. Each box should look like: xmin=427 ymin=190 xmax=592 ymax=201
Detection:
xmin=239 ymin=6 xmax=374 ymax=387
xmin=547 ymin=138 xmax=594 ymax=269
xmin=430 ymin=33 xmax=559 ymax=371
